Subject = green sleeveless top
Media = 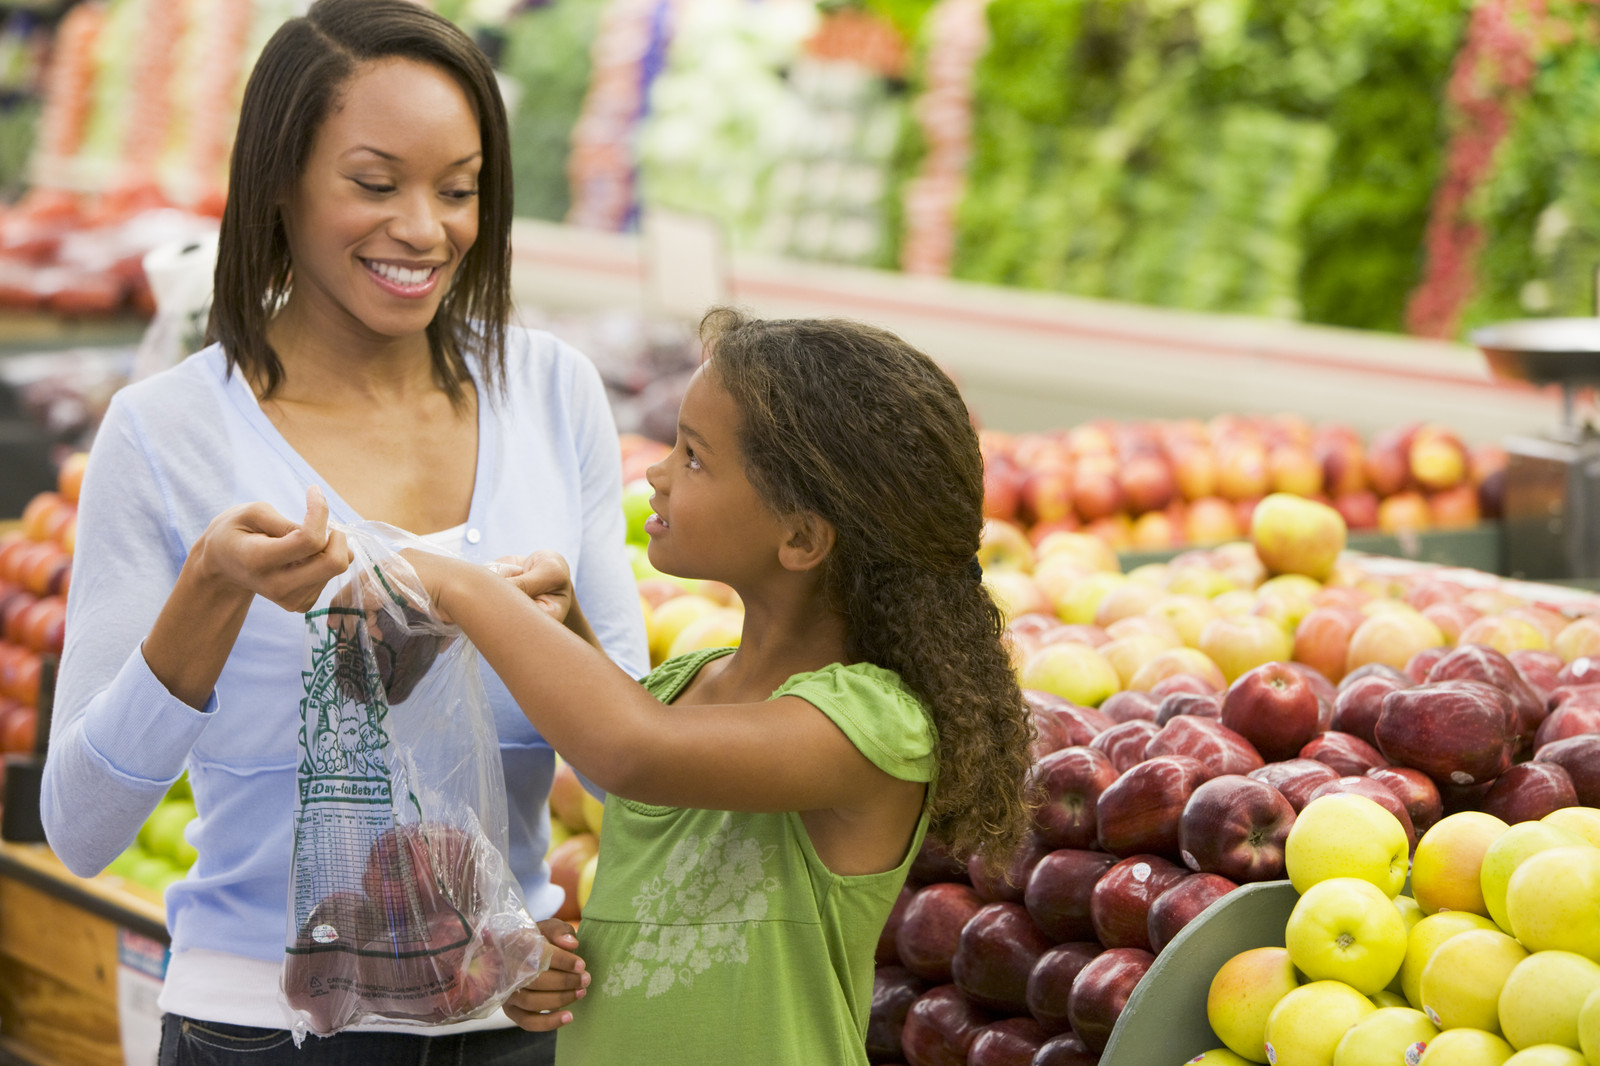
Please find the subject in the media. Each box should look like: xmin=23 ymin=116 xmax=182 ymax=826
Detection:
xmin=554 ymin=647 xmax=937 ymax=1065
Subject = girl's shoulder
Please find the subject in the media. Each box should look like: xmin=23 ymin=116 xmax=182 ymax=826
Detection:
xmin=641 ymin=647 xmax=736 ymax=702
xmin=773 ymin=661 xmax=937 ymax=784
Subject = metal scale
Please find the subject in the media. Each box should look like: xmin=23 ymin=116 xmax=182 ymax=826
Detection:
xmin=1473 ymin=317 xmax=1600 ymax=582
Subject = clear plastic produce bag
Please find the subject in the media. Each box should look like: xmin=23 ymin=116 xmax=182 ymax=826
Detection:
xmin=281 ymin=522 xmax=548 ymax=1041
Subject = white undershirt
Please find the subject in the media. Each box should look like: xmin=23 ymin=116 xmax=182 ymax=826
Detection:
xmin=159 ymin=517 xmax=511 ymax=1034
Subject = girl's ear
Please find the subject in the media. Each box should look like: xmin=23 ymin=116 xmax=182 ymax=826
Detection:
xmin=778 ymin=512 xmax=836 ymax=573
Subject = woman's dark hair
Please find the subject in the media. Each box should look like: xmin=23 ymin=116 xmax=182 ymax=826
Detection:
xmin=701 ymin=309 xmax=1034 ymax=873
xmin=207 ymin=0 xmax=512 ymax=404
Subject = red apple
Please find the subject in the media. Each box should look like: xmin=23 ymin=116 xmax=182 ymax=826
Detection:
xmin=984 ymin=460 xmax=1024 ymax=522
xmin=1428 ymin=484 xmax=1481 ymax=529
xmin=1089 ymin=855 xmax=1189 ymax=952
xmin=1172 ymin=445 xmax=1220 ymax=501
xmin=1150 ymin=673 xmax=1220 ymax=698
xmin=1184 ymin=495 xmax=1243 ymax=544
xmin=1119 ymin=453 xmax=1176 ymax=515
xmin=1096 ymin=755 xmax=1209 ymax=859
xmin=867 ymin=965 xmax=927 ymax=1063
xmin=951 ymin=902 xmax=1055 ymax=1013
xmin=364 ymin=822 xmax=484 ymax=926
xmin=1071 ymin=456 xmax=1123 ymax=522
xmin=1377 ymin=491 xmax=1431 ymax=535
xmin=1019 ymin=467 xmax=1075 ymax=528
xmin=968 ymin=833 xmax=1051 ymax=905
xmin=1422 ymin=601 xmax=1482 ymax=644
xmin=1331 ymin=669 xmax=1411 ymax=747
xmin=1298 ymin=731 xmax=1388 ymax=776
xmin=1155 ymin=691 xmax=1223 ymax=724
xmin=1090 ymin=719 xmax=1160 ymax=773
xmin=910 ymin=838 xmax=971 ymax=886
xmin=967 ymin=1016 xmax=1049 ymax=1066
xmin=1363 ymin=426 xmax=1412 ymax=497
xmin=1247 ymin=758 xmax=1340 ymax=812
xmin=1292 ymin=606 xmax=1364 ymax=685
xmin=878 ymin=885 xmax=915 ymax=965
xmin=1268 ymin=444 xmax=1324 ymax=496
xmin=1364 ymin=765 xmax=1444 ymax=835
xmin=1177 ymin=774 xmax=1295 ymax=882
xmin=1333 ymin=490 xmax=1380 ymax=531
xmin=1025 ymin=941 xmax=1100 ymax=1034
xmin=1028 ymin=747 xmax=1119 ymax=850
xmin=1316 ymin=430 xmax=1367 ymax=497
xmin=1306 ymin=776 xmax=1417 ymax=848
xmin=1032 ymin=1032 xmax=1098 ymax=1066
xmin=896 ymin=883 xmax=985 ymax=982
xmin=1147 ymin=872 xmax=1238 ymax=952
xmin=1024 ymin=848 xmax=1116 ymax=943
xmin=1508 ymin=648 xmax=1564 ymax=704
xmin=1144 ymin=716 xmax=1265 ymax=779
xmin=1216 ymin=442 xmax=1269 ymax=501
xmin=1219 ymin=662 xmax=1323 ymax=763
xmin=1532 ymin=734 xmax=1600 ymax=806
xmin=1099 ymin=690 xmax=1159 ymax=723
xmin=1066 ymin=946 xmax=1156 ymax=1053
xmin=1558 ymin=656 xmax=1600 ymax=686
xmin=1478 ymin=761 xmax=1578 ymax=824
xmin=1426 ymin=642 xmax=1546 ymax=745
xmin=1404 ymin=646 xmax=1449 ymax=684
xmin=1374 ymin=680 xmax=1517 ymax=788
xmin=900 ymin=983 xmax=998 ymax=1066
xmin=1534 ymin=699 xmax=1600 ymax=750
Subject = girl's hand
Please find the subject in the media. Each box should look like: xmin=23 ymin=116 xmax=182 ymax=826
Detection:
xmin=503 ymin=918 xmax=588 ymax=1031
xmin=193 ymin=486 xmax=351 ymax=612
xmin=489 ymin=551 xmax=577 ymax=624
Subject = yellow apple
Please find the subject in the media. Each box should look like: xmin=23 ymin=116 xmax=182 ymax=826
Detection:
xmin=577 ymin=852 xmax=599 ymax=910
xmin=581 ymin=791 xmax=605 ymax=837
xmin=1019 ymin=642 xmax=1121 ymax=707
xmin=1412 ymin=812 xmax=1510 ymax=917
xmin=1401 ymin=910 xmax=1502 ymax=1012
xmin=1252 ymin=492 xmax=1348 ymax=582
xmin=1498 ymin=951 xmax=1600 ymax=1052
xmin=984 ymin=569 xmax=1054 ymax=623
xmin=1417 ymin=1029 xmax=1514 ymax=1065
xmin=1286 ymin=794 xmax=1411 ymax=898
xmin=1200 ymin=614 xmax=1296 ymax=683
xmin=1264 ymin=980 xmax=1376 ymax=1066
xmin=1148 ymin=593 xmax=1221 ymax=647
xmin=1480 ymin=822 xmax=1588 ymax=934
xmin=1034 ymin=529 xmax=1119 ymax=572
xmin=647 ymin=594 xmax=722 ymax=665
xmin=1286 ymin=878 xmax=1409 ymax=995
xmin=1371 ymin=991 xmax=1409 ymax=1009
xmin=1208 ymin=946 xmax=1301 ymax=1063
xmin=1104 ymin=613 xmax=1182 ymax=648
xmin=1056 ymin=571 xmax=1126 ymax=625
xmin=1100 ymin=633 xmax=1171 ymax=687
xmin=1127 ymin=646 xmax=1229 ymax=692
xmin=1390 ymin=894 xmax=1426 ymax=995
xmin=977 ymin=517 xmax=1036 ymax=572
xmin=1502 ymin=1046 xmax=1588 ymax=1066
xmin=1168 ymin=565 xmax=1242 ymax=599
xmin=1188 ymin=1051 xmax=1256 ymax=1066
xmin=1259 ymin=573 xmax=1326 ymax=602
xmin=1094 ymin=580 xmax=1167 ymax=625
xmin=1578 ymin=987 xmax=1600 ymax=1065
xmin=1542 ymin=808 xmax=1600 ymax=850
xmin=1418 ymin=928 xmax=1528 ymax=1033
xmin=1333 ymin=1006 xmax=1438 ymax=1066
xmin=666 ymin=607 xmax=743 ymax=659
xmin=1506 ymin=846 xmax=1600 ymax=961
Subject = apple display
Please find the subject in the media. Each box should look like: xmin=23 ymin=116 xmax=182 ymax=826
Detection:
xmin=1251 ymin=492 xmax=1347 ymax=582
xmin=1178 ymin=774 xmax=1295 ymax=883
xmin=1418 ymin=927 xmax=1528 ymax=1033
xmin=1096 ymin=754 xmax=1210 ymax=859
xmin=1100 ymin=690 xmax=1160 ymax=723
xmin=1263 ymin=980 xmax=1377 ymax=1066
xmin=966 ymin=1016 xmax=1048 ymax=1066
xmin=1031 ymin=1031 xmax=1098 ymax=1066
xmin=896 ymin=882 xmax=985 ymax=983
xmin=1532 ymin=735 xmax=1600 ymax=806
xmin=1533 ymin=701 xmax=1600 ymax=751
xmin=1248 ymin=758 xmax=1340 ymax=812
xmin=900 ymin=982 xmax=998 ymax=1066
xmin=1025 ymin=849 xmax=1116 ymax=943
xmin=1029 ymin=746 xmax=1119 ymax=850
xmin=1065 ymin=946 xmax=1155 ymax=1053
xmin=1147 ymin=872 xmax=1237 ymax=952
xmin=949 ymin=902 xmax=1055 ymax=1014
xmin=1218 ymin=662 xmax=1324 ymax=763
xmin=1293 ymin=605 xmax=1366 ymax=685
xmin=1332 ymin=1006 xmax=1438 ymax=1066
xmin=1020 ymin=642 xmax=1121 ymax=708
xmin=1504 ymin=845 xmax=1600 ymax=961
xmin=1156 ymin=691 xmax=1224 ymax=724
xmin=867 ymin=965 xmax=927 ymax=1063
xmin=1128 ymin=647 xmax=1230 ymax=693
xmin=1025 ymin=940 xmax=1100 ymax=1034
xmin=1285 ymin=877 xmax=1409 ymax=994
xmin=1427 ymin=644 xmax=1547 ymax=744
xmin=1407 ymin=646 xmax=1451 ymax=684
xmin=1088 ymin=854 xmax=1190 ymax=951
xmin=1285 ymin=793 xmax=1411 ymax=897
xmin=1400 ymin=910 xmax=1502 ymax=1011
xmin=1375 ymin=681 xmax=1517 ymax=789
xmin=1346 ymin=609 xmax=1446 ymax=676
xmin=1496 ymin=949 xmax=1600 ymax=1053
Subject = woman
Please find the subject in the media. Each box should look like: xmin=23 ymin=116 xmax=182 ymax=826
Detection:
xmin=40 ymin=2 xmax=647 ymax=1063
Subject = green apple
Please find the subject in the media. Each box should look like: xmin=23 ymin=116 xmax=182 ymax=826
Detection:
xmin=1286 ymin=878 xmax=1409 ymax=995
xmin=127 ymin=855 xmax=178 ymax=890
xmin=105 ymin=845 xmax=144 ymax=879
xmin=1506 ymin=846 xmax=1600 ymax=961
xmin=1208 ymin=945 xmax=1301 ymax=1064
xmin=621 ymin=478 xmax=654 ymax=546
xmin=1264 ymin=981 xmax=1376 ymax=1066
xmin=1502 ymin=1048 xmax=1587 ymax=1066
xmin=1188 ymin=1051 xmax=1256 ymax=1065
xmin=1018 ymin=641 xmax=1121 ymax=707
xmin=139 ymin=799 xmax=197 ymax=864
xmin=1371 ymin=991 xmax=1408 ymax=1009
xmin=1416 ymin=1029 xmax=1514 ymax=1065
xmin=1286 ymin=793 xmax=1411 ymax=898
xmin=1333 ymin=1006 xmax=1438 ymax=1066
xmin=1577 ymin=987 xmax=1599 ymax=1065
xmin=1412 ymin=812 xmax=1510 ymax=917
xmin=1418 ymin=929 xmax=1528 ymax=1034
xmin=1401 ymin=911 xmax=1501 ymax=1011
xmin=1542 ymin=809 xmax=1600 ymax=850
xmin=1480 ymin=822 xmax=1587 ymax=934
xmin=1498 ymin=951 xmax=1600 ymax=1052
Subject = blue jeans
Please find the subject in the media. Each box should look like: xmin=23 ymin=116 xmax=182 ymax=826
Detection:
xmin=157 ymin=1014 xmax=555 ymax=1066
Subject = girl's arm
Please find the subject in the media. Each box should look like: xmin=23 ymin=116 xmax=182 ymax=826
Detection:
xmin=412 ymin=553 xmax=893 ymax=814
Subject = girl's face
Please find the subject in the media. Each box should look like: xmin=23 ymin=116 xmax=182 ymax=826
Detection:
xmin=279 ymin=57 xmax=481 ymax=345
xmin=644 ymin=365 xmax=789 ymax=585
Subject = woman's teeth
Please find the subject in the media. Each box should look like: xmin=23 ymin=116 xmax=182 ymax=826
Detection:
xmin=368 ymin=261 xmax=433 ymax=286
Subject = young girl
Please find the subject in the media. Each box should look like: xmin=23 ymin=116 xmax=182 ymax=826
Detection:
xmin=404 ymin=309 xmax=1035 ymax=1063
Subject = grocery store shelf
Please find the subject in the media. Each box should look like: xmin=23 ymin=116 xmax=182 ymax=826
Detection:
xmin=510 ymin=219 xmax=1563 ymax=444
xmin=0 ymin=843 xmax=166 ymax=943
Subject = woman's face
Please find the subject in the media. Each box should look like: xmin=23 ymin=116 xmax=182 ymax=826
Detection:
xmin=279 ymin=57 xmax=482 ymax=346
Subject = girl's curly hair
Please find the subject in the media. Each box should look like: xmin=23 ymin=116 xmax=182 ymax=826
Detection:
xmin=701 ymin=308 xmax=1034 ymax=873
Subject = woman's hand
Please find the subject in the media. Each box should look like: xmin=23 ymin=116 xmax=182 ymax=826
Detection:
xmin=488 ymin=551 xmax=577 ymax=624
xmin=193 ymin=485 xmax=352 ymax=612
xmin=503 ymin=918 xmax=589 ymax=1031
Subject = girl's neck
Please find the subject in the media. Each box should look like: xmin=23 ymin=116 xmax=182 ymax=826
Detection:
xmin=698 ymin=584 xmax=849 ymax=702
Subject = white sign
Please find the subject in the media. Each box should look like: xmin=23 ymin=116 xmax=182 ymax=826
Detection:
xmin=117 ymin=929 xmax=170 ymax=1066
xmin=641 ymin=208 xmax=731 ymax=322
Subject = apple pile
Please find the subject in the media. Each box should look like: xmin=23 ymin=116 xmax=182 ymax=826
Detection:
xmin=978 ymin=416 xmax=1504 ymax=554
xmin=101 ymin=774 xmax=198 ymax=897
xmin=285 ymin=820 xmax=545 ymax=1034
xmin=1196 ymin=794 xmax=1600 ymax=1066
xmin=546 ymin=757 xmax=603 ymax=923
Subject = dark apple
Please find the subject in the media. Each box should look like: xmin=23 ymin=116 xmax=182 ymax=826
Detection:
xmin=968 ymin=832 xmax=1051 ymax=905
xmin=1032 ymin=1032 xmax=1098 ymax=1066
xmin=1025 ymin=689 xmax=1108 ymax=755
xmin=1028 ymin=746 xmax=1119 ymax=850
xmin=1145 ymin=715 xmax=1265 ymax=779
xmin=1025 ymin=849 xmax=1116 ymax=943
xmin=899 ymin=983 xmax=997 ymax=1066
xmin=1299 ymin=731 xmax=1388 ymax=776
xmin=896 ymin=882 xmax=985 ymax=983
xmin=1557 ymin=656 xmax=1600 ymax=686
xmin=1547 ymin=682 xmax=1600 ymax=713
xmin=1375 ymin=680 xmax=1517 ymax=788
xmin=967 ymin=1016 xmax=1048 ymax=1066
xmin=1426 ymin=643 xmax=1546 ymax=745
xmin=1148 ymin=872 xmax=1237 ymax=953
xmin=1438 ymin=778 xmax=1496 ymax=815
xmin=1247 ymin=758 xmax=1340 ymax=812
xmin=867 ymin=965 xmax=926 ymax=1064
xmin=1089 ymin=854 xmax=1189 ymax=951
xmin=1331 ymin=671 xmax=1411 ymax=748
xmin=1178 ymin=774 xmax=1295 ymax=882
xmin=356 ymin=906 xmax=474 ymax=1021
xmin=1066 ymin=946 xmax=1156 ymax=1053
xmin=1054 ymin=703 xmax=1114 ymax=746
xmin=1533 ymin=734 xmax=1600 ymax=805
xmin=1285 ymin=659 xmax=1339 ymax=710
xmin=877 ymin=885 xmax=915 ymax=965
xmin=364 ymin=822 xmax=484 ymax=926
xmin=1404 ymin=646 xmax=1450 ymax=684
xmin=1090 ymin=719 xmax=1161 ymax=773
xmin=1024 ymin=941 xmax=1100 ymax=1034
xmin=1509 ymin=648 xmax=1564 ymax=704
xmin=1307 ymin=776 xmax=1417 ymax=847
xmin=1100 ymin=691 xmax=1160 ymax=724
xmin=1479 ymin=761 xmax=1578 ymax=824
xmin=284 ymin=891 xmax=379 ymax=1034
xmin=1534 ymin=700 xmax=1600 ymax=751
xmin=951 ymin=902 xmax=1055 ymax=1013
xmin=1150 ymin=673 xmax=1219 ymax=698
xmin=1338 ymin=662 xmax=1410 ymax=691
xmin=1365 ymin=765 xmax=1444 ymax=835
xmin=1155 ymin=691 xmax=1223 ymax=725
xmin=910 ymin=838 xmax=971 ymax=886
xmin=1220 ymin=662 xmax=1323 ymax=762
xmin=1096 ymin=754 xmax=1209 ymax=859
